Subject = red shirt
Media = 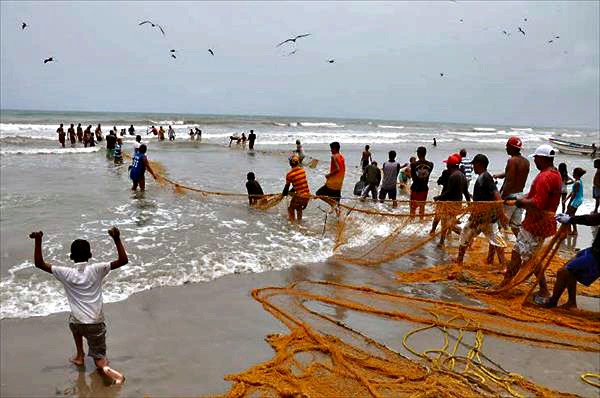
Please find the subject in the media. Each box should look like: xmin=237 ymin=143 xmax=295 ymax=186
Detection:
xmin=522 ymin=168 xmax=562 ymax=237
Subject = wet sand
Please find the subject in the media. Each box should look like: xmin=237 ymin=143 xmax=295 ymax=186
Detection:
xmin=2 ymin=256 xmax=599 ymax=397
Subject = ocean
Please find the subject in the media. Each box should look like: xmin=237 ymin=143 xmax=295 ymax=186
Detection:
xmin=1 ymin=109 xmax=598 ymax=319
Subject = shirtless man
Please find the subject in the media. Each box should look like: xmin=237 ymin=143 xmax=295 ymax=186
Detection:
xmin=76 ymin=123 xmax=84 ymax=143
xmin=493 ymin=136 xmax=530 ymax=237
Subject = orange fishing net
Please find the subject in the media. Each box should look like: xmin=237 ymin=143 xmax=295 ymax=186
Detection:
xmin=130 ymin=160 xmax=599 ymax=396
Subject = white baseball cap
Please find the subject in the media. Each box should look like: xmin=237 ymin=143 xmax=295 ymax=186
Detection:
xmin=529 ymin=143 xmax=556 ymax=158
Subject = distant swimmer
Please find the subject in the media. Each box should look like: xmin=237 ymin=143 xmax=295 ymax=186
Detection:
xmin=276 ymin=33 xmax=311 ymax=47
xmin=43 ymin=57 xmax=54 ymax=64
xmin=327 ymin=59 xmax=335 ymax=63
xmin=22 ymin=22 xmax=27 ymax=30
xmin=129 ymin=144 xmax=158 ymax=191
xmin=128 ymin=125 xmax=135 ymax=136
xmin=139 ymin=20 xmax=165 ymax=36
xmin=208 ymin=49 xmax=214 ymax=56
xmin=57 ymin=123 xmax=65 ymax=148
xmin=518 ymin=27 xmax=526 ymax=35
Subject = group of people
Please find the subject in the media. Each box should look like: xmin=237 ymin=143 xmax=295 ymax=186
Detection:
xmin=56 ymin=124 xmax=139 ymax=148
xmin=229 ymin=130 xmax=257 ymax=150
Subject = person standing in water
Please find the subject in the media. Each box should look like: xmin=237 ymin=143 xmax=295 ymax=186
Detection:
xmin=282 ymin=155 xmax=311 ymax=224
xmin=68 ymin=124 xmax=76 ymax=147
xmin=76 ymin=123 xmax=84 ymax=143
xmin=294 ymin=140 xmax=305 ymax=163
xmin=129 ymin=144 xmax=157 ymax=191
xmin=95 ymin=124 xmax=103 ymax=142
xmin=410 ymin=146 xmax=434 ymax=219
xmin=113 ymin=138 xmax=123 ymax=164
xmin=248 ymin=130 xmax=256 ymax=150
xmin=57 ymin=124 xmax=66 ymax=148
xmin=195 ymin=128 xmax=202 ymax=140
xmin=128 ymin=125 xmax=135 ymax=136
xmin=168 ymin=126 xmax=176 ymax=141
xmin=493 ymin=136 xmax=530 ymax=237
xmin=105 ymin=131 xmax=117 ymax=159
xmin=565 ymin=167 xmax=586 ymax=235
xmin=28 ymin=227 xmax=128 ymax=385
xmin=316 ymin=142 xmax=346 ymax=205
xmin=245 ymin=172 xmax=264 ymax=206
xmin=379 ymin=150 xmax=402 ymax=208
xmin=361 ymin=145 xmax=372 ymax=171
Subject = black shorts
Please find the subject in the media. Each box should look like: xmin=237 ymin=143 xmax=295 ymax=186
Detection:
xmin=69 ymin=322 xmax=107 ymax=359
xmin=316 ymin=186 xmax=341 ymax=202
xmin=379 ymin=187 xmax=397 ymax=201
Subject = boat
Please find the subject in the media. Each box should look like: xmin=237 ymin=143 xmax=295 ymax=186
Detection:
xmin=549 ymin=137 xmax=597 ymax=156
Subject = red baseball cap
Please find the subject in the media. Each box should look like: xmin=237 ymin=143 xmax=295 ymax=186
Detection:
xmin=443 ymin=153 xmax=462 ymax=166
xmin=507 ymin=136 xmax=523 ymax=149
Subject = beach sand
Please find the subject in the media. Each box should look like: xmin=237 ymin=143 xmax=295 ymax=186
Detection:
xmin=2 ymin=258 xmax=599 ymax=397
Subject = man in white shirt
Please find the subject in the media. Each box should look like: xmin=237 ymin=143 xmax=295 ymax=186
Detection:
xmin=133 ymin=135 xmax=142 ymax=153
xmin=29 ymin=227 xmax=128 ymax=384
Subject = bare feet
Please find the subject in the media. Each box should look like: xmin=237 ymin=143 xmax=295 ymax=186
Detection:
xmin=102 ymin=366 xmax=125 ymax=385
xmin=69 ymin=356 xmax=84 ymax=367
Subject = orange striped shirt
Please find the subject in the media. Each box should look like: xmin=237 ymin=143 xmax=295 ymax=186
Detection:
xmin=286 ymin=166 xmax=310 ymax=197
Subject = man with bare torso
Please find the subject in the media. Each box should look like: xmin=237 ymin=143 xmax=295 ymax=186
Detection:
xmin=493 ymin=136 xmax=530 ymax=236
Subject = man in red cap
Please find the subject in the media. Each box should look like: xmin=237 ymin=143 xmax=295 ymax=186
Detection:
xmin=499 ymin=144 xmax=562 ymax=301
xmin=433 ymin=153 xmax=471 ymax=246
xmin=493 ymin=136 xmax=530 ymax=237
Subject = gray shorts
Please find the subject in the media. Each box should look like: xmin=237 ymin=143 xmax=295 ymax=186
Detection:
xmin=69 ymin=322 xmax=107 ymax=359
xmin=503 ymin=204 xmax=523 ymax=229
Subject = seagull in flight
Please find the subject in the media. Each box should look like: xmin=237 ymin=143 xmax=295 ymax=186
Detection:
xmin=170 ymin=54 xmax=176 ymax=59
xmin=548 ymin=40 xmax=554 ymax=44
xmin=21 ymin=22 xmax=27 ymax=30
xmin=459 ymin=18 xmax=463 ymax=23
xmin=276 ymin=33 xmax=311 ymax=47
xmin=43 ymin=57 xmax=54 ymax=64
xmin=170 ymin=49 xmax=176 ymax=53
xmin=327 ymin=59 xmax=334 ymax=63
xmin=518 ymin=27 xmax=526 ymax=35
xmin=440 ymin=72 xmax=444 ymax=77
xmin=502 ymin=30 xmax=511 ymax=36
xmin=139 ymin=20 xmax=165 ymax=36
xmin=286 ymin=50 xmax=297 ymax=56
xmin=208 ymin=48 xmax=214 ymax=56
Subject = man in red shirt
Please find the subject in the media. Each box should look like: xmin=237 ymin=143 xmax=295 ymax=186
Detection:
xmin=499 ymin=144 xmax=562 ymax=299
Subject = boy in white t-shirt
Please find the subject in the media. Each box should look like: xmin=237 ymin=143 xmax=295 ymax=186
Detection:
xmin=29 ymin=227 xmax=128 ymax=384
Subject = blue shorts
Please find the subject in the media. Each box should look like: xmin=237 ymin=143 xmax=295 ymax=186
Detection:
xmin=566 ymin=248 xmax=600 ymax=287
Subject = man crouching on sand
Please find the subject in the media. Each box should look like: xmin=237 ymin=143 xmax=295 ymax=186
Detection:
xmin=29 ymin=227 xmax=128 ymax=385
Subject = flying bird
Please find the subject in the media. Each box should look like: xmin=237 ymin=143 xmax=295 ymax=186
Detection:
xmin=459 ymin=18 xmax=463 ymax=23
xmin=555 ymin=35 xmax=560 ymax=39
xmin=440 ymin=72 xmax=444 ymax=77
xmin=518 ymin=27 xmax=526 ymax=35
xmin=170 ymin=49 xmax=176 ymax=53
xmin=548 ymin=40 xmax=554 ymax=44
xmin=208 ymin=48 xmax=214 ymax=56
xmin=327 ymin=59 xmax=334 ymax=63
xmin=524 ymin=18 xmax=528 ymax=22
xmin=139 ymin=20 xmax=165 ymax=36
xmin=286 ymin=50 xmax=297 ymax=56
xmin=43 ymin=57 xmax=54 ymax=64
xmin=171 ymin=54 xmax=176 ymax=59
xmin=502 ymin=30 xmax=511 ymax=36
xmin=276 ymin=33 xmax=311 ymax=47
xmin=21 ymin=22 xmax=27 ymax=30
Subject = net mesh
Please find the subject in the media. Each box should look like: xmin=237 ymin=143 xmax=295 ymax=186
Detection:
xmin=129 ymin=161 xmax=599 ymax=396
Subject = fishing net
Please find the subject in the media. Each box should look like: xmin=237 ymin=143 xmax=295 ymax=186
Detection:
xmin=121 ymin=157 xmax=599 ymax=396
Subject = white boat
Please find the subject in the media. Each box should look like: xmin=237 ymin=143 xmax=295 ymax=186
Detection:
xmin=549 ymin=137 xmax=597 ymax=156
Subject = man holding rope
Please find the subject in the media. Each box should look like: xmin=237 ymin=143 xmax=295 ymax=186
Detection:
xmin=499 ymin=144 xmax=562 ymax=301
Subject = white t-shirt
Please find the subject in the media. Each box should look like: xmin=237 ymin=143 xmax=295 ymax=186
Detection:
xmin=52 ymin=262 xmax=111 ymax=324
xmin=133 ymin=141 xmax=141 ymax=152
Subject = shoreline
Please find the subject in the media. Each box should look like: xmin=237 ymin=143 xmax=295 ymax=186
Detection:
xmin=2 ymin=257 xmax=599 ymax=397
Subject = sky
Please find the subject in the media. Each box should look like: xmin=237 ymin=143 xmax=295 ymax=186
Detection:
xmin=1 ymin=1 xmax=599 ymax=128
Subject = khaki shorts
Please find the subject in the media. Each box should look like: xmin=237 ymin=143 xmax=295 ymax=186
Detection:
xmin=460 ymin=221 xmax=507 ymax=248
xmin=69 ymin=322 xmax=107 ymax=359
xmin=514 ymin=228 xmax=544 ymax=263
xmin=290 ymin=195 xmax=310 ymax=210
xmin=503 ymin=204 xmax=524 ymax=229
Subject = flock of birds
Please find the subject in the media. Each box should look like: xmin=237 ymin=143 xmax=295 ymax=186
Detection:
xmin=22 ymin=13 xmax=564 ymax=73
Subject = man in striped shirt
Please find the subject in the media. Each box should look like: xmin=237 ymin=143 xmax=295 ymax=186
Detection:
xmin=459 ymin=148 xmax=473 ymax=185
xmin=283 ymin=156 xmax=311 ymax=224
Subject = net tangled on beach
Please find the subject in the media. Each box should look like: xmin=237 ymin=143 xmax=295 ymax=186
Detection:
xmin=146 ymin=165 xmax=598 ymax=396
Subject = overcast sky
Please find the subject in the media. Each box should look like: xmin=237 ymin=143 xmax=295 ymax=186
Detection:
xmin=1 ymin=1 xmax=598 ymax=128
